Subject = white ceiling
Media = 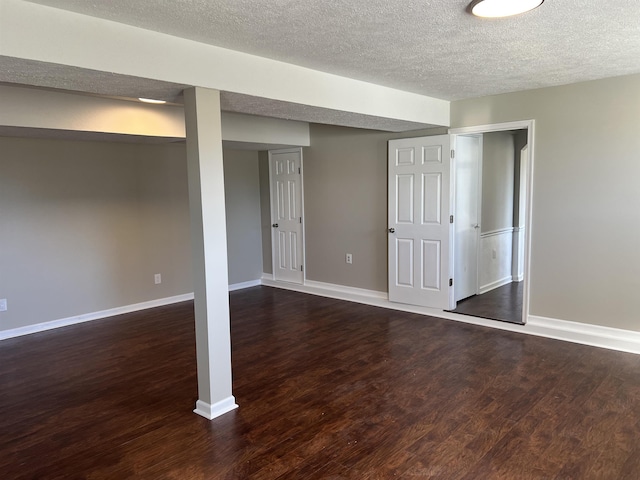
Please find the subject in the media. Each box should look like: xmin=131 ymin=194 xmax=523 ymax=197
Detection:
xmin=24 ymin=0 xmax=640 ymax=101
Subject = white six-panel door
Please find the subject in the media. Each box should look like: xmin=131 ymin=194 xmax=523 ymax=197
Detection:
xmin=388 ymin=135 xmax=452 ymax=309
xmin=269 ymin=148 xmax=304 ymax=284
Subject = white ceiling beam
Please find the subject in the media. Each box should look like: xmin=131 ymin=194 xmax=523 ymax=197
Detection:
xmin=0 ymin=0 xmax=449 ymax=127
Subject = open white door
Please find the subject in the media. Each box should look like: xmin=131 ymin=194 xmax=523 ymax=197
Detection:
xmin=388 ymin=135 xmax=453 ymax=309
xmin=269 ymin=148 xmax=304 ymax=284
xmin=454 ymin=134 xmax=482 ymax=302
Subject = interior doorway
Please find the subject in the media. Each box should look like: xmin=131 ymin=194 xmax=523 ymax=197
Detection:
xmin=449 ymin=122 xmax=533 ymax=324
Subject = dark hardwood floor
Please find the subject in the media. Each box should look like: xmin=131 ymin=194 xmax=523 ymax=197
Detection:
xmin=452 ymin=282 xmax=524 ymax=324
xmin=2 ymin=286 xmax=640 ymax=479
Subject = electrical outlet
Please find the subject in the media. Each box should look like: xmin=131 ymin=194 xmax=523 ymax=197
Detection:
xmin=0 ymin=299 xmax=7 ymax=312
xmin=492 ymin=249 xmax=497 ymax=259
xmin=346 ymin=253 xmax=353 ymax=264
xmin=154 ymin=274 xmax=162 ymax=284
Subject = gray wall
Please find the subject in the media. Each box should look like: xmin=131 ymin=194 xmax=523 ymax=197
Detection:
xmin=0 ymin=137 xmax=192 ymax=331
xmin=0 ymin=137 xmax=264 ymax=332
xmin=223 ymin=149 xmax=263 ymax=285
xmin=481 ymin=131 xmax=515 ymax=233
xmin=258 ymin=151 xmax=272 ymax=275
xmin=302 ymin=124 xmax=446 ymax=292
xmin=452 ymin=73 xmax=640 ymax=331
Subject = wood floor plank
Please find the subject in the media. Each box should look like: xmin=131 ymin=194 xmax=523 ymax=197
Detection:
xmin=1 ymin=286 xmax=640 ymax=478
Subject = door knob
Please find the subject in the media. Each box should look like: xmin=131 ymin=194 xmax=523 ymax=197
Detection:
xmin=272 ymin=223 xmax=279 ymax=228
xmin=388 ymin=228 xmax=395 ymax=233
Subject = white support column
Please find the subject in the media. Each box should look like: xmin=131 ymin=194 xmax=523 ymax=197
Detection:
xmin=184 ymin=87 xmax=238 ymax=420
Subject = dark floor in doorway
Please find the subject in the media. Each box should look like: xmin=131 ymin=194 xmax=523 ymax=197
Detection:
xmin=451 ymin=281 xmax=524 ymax=324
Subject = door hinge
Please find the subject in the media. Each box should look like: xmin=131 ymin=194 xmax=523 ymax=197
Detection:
xmin=300 ymin=217 xmax=302 ymax=224
xmin=298 ymin=167 xmax=301 ymax=174
xmin=301 ymin=265 xmax=304 ymax=272
xmin=449 ymin=278 xmax=453 ymax=287
xmin=451 ymin=149 xmax=455 ymax=159
xmin=450 ymin=215 xmax=454 ymax=224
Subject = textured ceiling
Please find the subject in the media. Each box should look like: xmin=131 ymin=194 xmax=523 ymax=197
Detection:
xmin=25 ymin=0 xmax=640 ymax=100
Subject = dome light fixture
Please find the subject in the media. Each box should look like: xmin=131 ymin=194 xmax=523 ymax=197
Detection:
xmin=138 ymin=97 xmax=167 ymax=104
xmin=470 ymin=0 xmax=544 ymax=18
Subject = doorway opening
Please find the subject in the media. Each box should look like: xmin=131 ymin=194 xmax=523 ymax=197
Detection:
xmin=449 ymin=121 xmax=534 ymax=325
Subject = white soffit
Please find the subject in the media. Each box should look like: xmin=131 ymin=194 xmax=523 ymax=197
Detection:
xmin=23 ymin=0 xmax=640 ymax=100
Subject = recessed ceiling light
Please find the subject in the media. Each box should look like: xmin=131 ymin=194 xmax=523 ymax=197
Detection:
xmin=138 ymin=97 xmax=167 ymax=104
xmin=470 ymin=0 xmax=544 ymax=18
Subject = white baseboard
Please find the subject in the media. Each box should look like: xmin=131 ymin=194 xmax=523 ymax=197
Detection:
xmin=263 ymin=278 xmax=640 ymax=356
xmin=512 ymin=274 xmax=524 ymax=282
xmin=6 ymin=277 xmax=640 ymax=356
xmin=0 ymin=293 xmax=195 ymax=341
xmin=193 ymin=396 xmax=238 ymax=420
xmin=1 ymin=278 xmax=269 ymax=341
xmin=261 ymin=277 xmax=387 ymax=306
xmin=229 ymin=279 xmax=261 ymax=292
xmin=526 ymin=316 xmax=640 ymax=355
xmin=479 ymin=276 xmax=513 ymax=294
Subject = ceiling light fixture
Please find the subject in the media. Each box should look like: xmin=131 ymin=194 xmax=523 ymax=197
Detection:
xmin=138 ymin=97 xmax=167 ymax=104
xmin=470 ymin=0 xmax=543 ymax=18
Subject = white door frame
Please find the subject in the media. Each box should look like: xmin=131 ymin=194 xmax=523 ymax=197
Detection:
xmin=268 ymin=147 xmax=306 ymax=284
xmin=449 ymin=120 xmax=535 ymax=325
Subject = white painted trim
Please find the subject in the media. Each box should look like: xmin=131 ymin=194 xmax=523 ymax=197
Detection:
xmin=0 ymin=293 xmax=195 ymax=341
xmin=479 ymin=276 xmax=513 ymax=295
xmin=480 ymin=227 xmax=514 ymax=238
xmin=449 ymin=120 xmax=533 ymax=135
xmin=264 ymin=279 xmax=640 ymax=355
xmin=261 ymin=278 xmax=387 ymax=306
xmin=0 ymin=278 xmax=262 ymax=340
xmin=228 ymin=279 xmax=262 ymax=292
xmin=7 ymin=275 xmax=640 ymax=358
xmin=303 ymin=280 xmax=388 ymax=299
xmin=526 ymin=316 xmax=640 ymax=355
xmin=193 ymin=397 xmax=238 ymax=420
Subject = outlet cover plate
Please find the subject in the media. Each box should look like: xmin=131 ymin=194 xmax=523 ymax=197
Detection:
xmin=0 ymin=299 xmax=7 ymax=312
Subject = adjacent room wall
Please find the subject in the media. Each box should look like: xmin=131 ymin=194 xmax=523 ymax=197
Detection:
xmin=481 ymin=132 xmax=515 ymax=234
xmin=478 ymin=132 xmax=515 ymax=292
xmin=452 ymin=73 xmax=640 ymax=331
xmin=0 ymin=137 xmax=265 ymax=333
